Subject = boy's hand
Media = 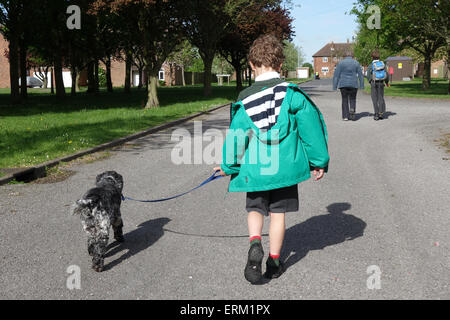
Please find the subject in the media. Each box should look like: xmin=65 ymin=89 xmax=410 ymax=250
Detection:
xmin=313 ymin=168 xmax=325 ymax=181
xmin=214 ymin=167 xmax=228 ymax=177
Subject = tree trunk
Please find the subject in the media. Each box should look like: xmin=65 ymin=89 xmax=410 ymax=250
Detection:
xmin=234 ymin=63 xmax=243 ymax=92
xmin=138 ymin=66 xmax=144 ymax=89
xmin=422 ymin=55 xmax=431 ymax=90
xmin=9 ymin=36 xmax=20 ymax=104
xmin=50 ymin=67 xmax=55 ymax=95
xmin=203 ymin=55 xmax=214 ymax=97
xmin=42 ymin=67 xmax=49 ymax=89
xmin=76 ymin=72 xmax=81 ymax=91
xmin=144 ymin=73 xmax=160 ymax=109
xmin=94 ymin=61 xmax=100 ymax=94
xmin=248 ymin=66 xmax=253 ymax=87
xmin=125 ymin=52 xmax=132 ymax=93
xmin=167 ymin=63 xmax=173 ymax=87
xmin=87 ymin=61 xmax=96 ymax=94
xmin=181 ymin=65 xmax=186 ymax=87
xmin=71 ymin=67 xmax=77 ymax=96
xmin=54 ymin=57 xmax=66 ymax=98
xmin=144 ymin=71 xmax=149 ymax=92
xmin=446 ymin=47 xmax=450 ymax=95
xmin=19 ymin=44 xmax=28 ymax=99
xmin=105 ymin=57 xmax=113 ymax=93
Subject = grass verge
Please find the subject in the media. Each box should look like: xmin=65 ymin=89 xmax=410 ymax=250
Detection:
xmin=364 ymin=78 xmax=450 ymax=99
xmin=0 ymin=85 xmax=236 ymax=169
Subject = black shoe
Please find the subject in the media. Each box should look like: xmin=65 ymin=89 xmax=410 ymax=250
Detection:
xmin=374 ymin=114 xmax=380 ymax=121
xmin=379 ymin=113 xmax=384 ymax=120
xmin=350 ymin=113 xmax=356 ymax=121
xmin=264 ymin=257 xmax=285 ymax=279
xmin=244 ymin=243 xmax=264 ymax=284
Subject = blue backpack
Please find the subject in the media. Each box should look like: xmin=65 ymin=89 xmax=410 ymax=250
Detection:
xmin=372 ymin=61 xmax=387 ymax=81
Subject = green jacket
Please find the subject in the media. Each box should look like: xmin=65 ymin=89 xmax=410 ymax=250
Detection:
xmin=221 ymin=83 xmax=330 ymax=192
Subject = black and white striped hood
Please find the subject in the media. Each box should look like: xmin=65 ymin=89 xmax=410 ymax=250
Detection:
xmin=241 ymin=82 xmax=290 ymax=131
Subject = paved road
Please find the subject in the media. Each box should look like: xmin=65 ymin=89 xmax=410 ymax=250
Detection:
xmin=1 ymin=79 xmax=450 ymax=300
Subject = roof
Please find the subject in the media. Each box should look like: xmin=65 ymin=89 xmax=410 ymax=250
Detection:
xmin=386 ymin=56 xmax=413 ymax=61
xmin=313 ymin=42 xmax=354 ymax=57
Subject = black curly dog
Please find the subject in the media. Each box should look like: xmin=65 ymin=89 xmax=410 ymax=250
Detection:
xmin=73 ymin=171 xmax=124 ymax=272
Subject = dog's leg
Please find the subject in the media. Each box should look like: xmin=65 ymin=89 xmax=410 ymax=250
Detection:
xmin=112 ymin=209 xmax=125 ymax=243
xmin=113 ymin=219 xmax=125 ymax=243
xmin=89 ymin=234 xmax=109 ymax=272
xmin=84 ymin=214 xmax=111 ymax=273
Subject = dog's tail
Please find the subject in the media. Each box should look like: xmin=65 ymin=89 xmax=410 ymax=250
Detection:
xmin=72 ymin=198 xmax=94 ymax=217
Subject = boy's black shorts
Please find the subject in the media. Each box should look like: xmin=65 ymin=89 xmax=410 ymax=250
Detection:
xmin=246 ymin=185 xmax=299 ymax=217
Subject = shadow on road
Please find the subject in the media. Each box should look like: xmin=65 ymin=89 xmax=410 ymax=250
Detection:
xmin=282 ymin=203 xmax=366 ymax=270
xmin=104 ymin=217 xmax=171 ymax=271
xmin=355 ymin=111 xmax=397 ymax=121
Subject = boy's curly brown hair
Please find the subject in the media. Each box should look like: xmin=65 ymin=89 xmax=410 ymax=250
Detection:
xmin=249 ymin=34 xmax=285 ymax=70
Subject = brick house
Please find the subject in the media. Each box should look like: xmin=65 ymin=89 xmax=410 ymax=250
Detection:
xmin=0 ymin=32 xmax=183 ymax=89
xmin=415 ymin=59 xmax=448 ymax=79
xmin=313 ymin=41 xmax=354 ymax=79
xmin=431 ymin=60 xmax=448 ymax=79
xmin=0 ymin=34 xmax=10 ymax=88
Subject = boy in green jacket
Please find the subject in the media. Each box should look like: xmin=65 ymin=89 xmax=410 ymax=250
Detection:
xmin=214 ymin=35 xmax=330 ymax=284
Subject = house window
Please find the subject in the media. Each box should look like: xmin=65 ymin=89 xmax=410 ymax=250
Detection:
xmin=321 ymin=67 xmax=329 ymax=74
xmin=323 ymin=57 xmax=328 ymax=63
xmin=158 ymin=70 xmax=165 ymax=81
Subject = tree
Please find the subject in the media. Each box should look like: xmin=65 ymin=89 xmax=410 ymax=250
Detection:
xmin=167 ymin=40 xmax=198 ymax=87
xmin=302 ymin=62 xmax=314 ymax=77
xmin=352 ymin=0 xmax=447 ymax=90
xmin=0 ymin=0 xmax=38 ymax=103
xmin=430 ymin=0 xmax=449 ymax=94
xmin=282 ymin=41 xmax=304 ymax=74
xmin=218 ymin=0 xmax=294 ymax=91
xmin=353 ymin=24 xmax=395 ymax=66
xmin=182 ymin=0 xmax=250 ymax=96
xmin=29 ymin=0 xmax=76 ymax=98
xmin=93 ymin=0 xmax=185 ymax=108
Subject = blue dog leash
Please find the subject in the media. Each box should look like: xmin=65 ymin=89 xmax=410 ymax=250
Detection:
xmin=121 ymin=171 xmax=224 ymax=203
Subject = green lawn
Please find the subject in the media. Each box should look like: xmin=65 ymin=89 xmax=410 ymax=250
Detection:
xmin=0 ymin=85 xmax=237 ymax=169
xmin=364 ymin=78 xmax=450 ymax=99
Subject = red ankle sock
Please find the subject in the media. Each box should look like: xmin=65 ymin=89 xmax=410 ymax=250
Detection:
xmin=269 ymin=254 xmax=281 ymax=266
xmin=250 ymin=236 xmax=262 ymax=245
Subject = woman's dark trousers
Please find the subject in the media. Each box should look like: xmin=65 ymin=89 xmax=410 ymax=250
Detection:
xmin=340 ymin=87 xmax=358 ymax=119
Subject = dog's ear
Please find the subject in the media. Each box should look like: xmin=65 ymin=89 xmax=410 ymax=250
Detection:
xmin=113 ymin=172 xmax=124 ymax=191
xmin=96 ymin=172 xmax=107 ymax=185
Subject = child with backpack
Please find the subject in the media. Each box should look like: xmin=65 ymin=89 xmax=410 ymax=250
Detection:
xmin=214 ymin=35 xmax=330 ymax=284
xmin=367 ymin=50 xmax=390 ymax=121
